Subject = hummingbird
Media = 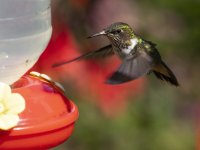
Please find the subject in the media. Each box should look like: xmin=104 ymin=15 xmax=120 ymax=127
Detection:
xmin=52 ymin=22 xmax=179 ymax=86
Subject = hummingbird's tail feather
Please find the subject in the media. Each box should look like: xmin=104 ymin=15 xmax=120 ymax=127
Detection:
xmin=52 ymin=44 xmax=113 ymax=68
xmin=153 ymin=61 xmax=179 ymax=86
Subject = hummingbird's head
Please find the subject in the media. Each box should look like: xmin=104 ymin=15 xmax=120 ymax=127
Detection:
xmin=88 ymin=22 xmax=135 ymax=47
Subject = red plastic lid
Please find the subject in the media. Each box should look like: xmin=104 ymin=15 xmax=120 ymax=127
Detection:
xmin=10 ymin=75 xmax=79 ymax=136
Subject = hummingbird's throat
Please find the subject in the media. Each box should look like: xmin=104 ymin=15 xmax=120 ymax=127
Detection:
xmin=122 ymin=38 xmax=138 ymax=54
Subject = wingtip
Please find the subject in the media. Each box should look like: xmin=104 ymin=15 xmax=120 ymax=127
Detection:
xmin=52 ymin=61 xmax=69 ymax=68
xmin=51 ymin=63 xmax=60 ymax=68
xmin=105 ymin=72 xmax=134 ymax=85
xmin=87 ymin=36 xmax=92 ymax=39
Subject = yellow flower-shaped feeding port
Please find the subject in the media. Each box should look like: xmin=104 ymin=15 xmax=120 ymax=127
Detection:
xmin=0 ymin=82 xmax=25 ymax=130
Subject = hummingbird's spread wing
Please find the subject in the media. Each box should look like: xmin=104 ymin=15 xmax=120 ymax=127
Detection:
xmin=52 ymin=44 xmax=113 ymax=67
xmin=106 ymin=46 xmax=153 ymax=84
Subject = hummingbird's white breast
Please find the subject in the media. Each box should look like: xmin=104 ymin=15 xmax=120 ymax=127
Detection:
xmin=122 ymin=38 xmax=138 ymax=55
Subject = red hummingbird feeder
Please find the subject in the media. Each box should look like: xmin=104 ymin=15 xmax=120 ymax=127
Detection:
xmin=0 ymin=72 xmax=79 ymax=150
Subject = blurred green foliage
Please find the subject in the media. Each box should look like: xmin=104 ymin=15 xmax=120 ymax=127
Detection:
xmin=138 ymin=0 xmax=200 ymax=58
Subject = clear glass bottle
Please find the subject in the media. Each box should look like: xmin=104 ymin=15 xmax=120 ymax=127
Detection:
xmin=0 ymin=0 xmax=52 ymax=84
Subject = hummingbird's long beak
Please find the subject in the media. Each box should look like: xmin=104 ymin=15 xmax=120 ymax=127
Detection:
xmin=87 ymin=30 xmax=106 ymax=38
